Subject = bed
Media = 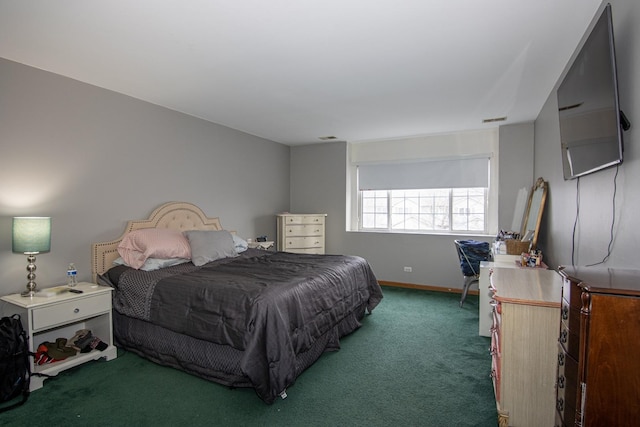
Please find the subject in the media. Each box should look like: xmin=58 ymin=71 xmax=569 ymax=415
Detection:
xmin=92 ymin=202 xmax=383 ymax=403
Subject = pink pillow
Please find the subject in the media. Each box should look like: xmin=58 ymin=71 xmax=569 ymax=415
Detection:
xmin=117 ymin=228 xmax=191 ymax=269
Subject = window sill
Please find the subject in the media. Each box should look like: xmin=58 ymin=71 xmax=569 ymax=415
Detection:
xmin=346 ymin=229 xmax=495 ymax=238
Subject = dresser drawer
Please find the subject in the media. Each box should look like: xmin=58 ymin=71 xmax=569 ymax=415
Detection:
xmin=490 ymin=325 xmax=501 ymax=356
xmin=288 ymin=247 xmax=324 ymax=254
xmin=562 ymin=277 xmax=583 ymax=309
xmin=283 ymin=215 xmax=325 ymax=225
xmin=284 ymin=236 xmax=324 ymax=249
xmin=284 ymin=224 xmax=324 ymax=237
xmin=490 ymin=301 xmax=502 ymax=402
xmin=559 ymin=316 xmax=580 ymax=358
xmin=32 ymin=292 xmax=111 ymax=331
xmin=556 ymin=345 xmax=578 ymax=424
xmin=491 ymin=300 xmax=501 ymax=325
xmin=491 ymin=352 xmax=501 ymax=401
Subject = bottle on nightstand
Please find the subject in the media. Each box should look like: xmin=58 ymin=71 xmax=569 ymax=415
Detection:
xmin=66 ymin=264 xmax=78 ymax=287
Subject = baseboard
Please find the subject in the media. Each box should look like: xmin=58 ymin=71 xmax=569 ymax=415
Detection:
xmin=378 ymin=280 xmax=479 ymax=296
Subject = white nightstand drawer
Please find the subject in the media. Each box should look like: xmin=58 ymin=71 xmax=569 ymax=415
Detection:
xmin=32 ymin=292 xmax=111 ymax=330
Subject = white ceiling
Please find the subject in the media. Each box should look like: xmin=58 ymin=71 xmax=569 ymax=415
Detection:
xmin=0 ymin=0 xmax=603 ymax=145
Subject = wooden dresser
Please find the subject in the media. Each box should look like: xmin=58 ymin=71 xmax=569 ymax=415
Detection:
xmin=489 ymin=267 xmax=562 ymax=427
xmin=555 ymin=266 xmax=640 ymax=427
xmin=276 ymin=213 xmax=326 ymax=254
xmin=479 ymin=260 xmax=517 ymax=337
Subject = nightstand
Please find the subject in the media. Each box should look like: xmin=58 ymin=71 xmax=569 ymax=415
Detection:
xmin=0 ymin=282 xmax=117 ymax=391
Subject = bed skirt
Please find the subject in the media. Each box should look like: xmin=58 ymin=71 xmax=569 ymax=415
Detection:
xmin=112 ymin=302 xmax=368 ymax=401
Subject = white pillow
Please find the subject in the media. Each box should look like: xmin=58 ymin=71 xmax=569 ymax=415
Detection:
xmin=183 ymin=230 xmax=238 ymax=266
xmin=113 ymin=257 xmax=189 ymax=271
xmin=232 ymin=234 xmax=249 ymax=253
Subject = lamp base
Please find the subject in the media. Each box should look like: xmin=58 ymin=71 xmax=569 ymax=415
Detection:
xmin=21 ymin=254 xmax=38 ymax=297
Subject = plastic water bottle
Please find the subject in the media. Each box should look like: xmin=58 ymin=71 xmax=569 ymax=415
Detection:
xmin=67 ymin=263 xmax=78 ymax=287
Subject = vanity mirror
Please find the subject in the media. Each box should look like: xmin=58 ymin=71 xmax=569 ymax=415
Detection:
xmin=520 ymin=177 xmax=548 ymax=249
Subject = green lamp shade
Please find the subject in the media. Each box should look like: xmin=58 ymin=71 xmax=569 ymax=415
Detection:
xmin=12 ymin=217 xmax=51 ymax=254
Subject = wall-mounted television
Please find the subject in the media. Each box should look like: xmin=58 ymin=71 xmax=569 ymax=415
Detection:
xmin=557 ymin=3 xmax=629 ymax=180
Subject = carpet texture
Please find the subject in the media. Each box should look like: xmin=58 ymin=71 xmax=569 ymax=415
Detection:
xmin=0 ymin=286 xmax=496 ymax=426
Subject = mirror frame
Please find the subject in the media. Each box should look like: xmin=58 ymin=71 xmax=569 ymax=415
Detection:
xmin=520 ymin=177 xmax=548 ymax=249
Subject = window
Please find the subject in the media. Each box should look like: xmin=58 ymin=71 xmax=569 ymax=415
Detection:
xmin=360 ymin=187 xmax=487 ymax=232
xmin=357 ymin=157 xmax=490 ymax=233
xmin=347 ymin=129 xmax=499 ymax=235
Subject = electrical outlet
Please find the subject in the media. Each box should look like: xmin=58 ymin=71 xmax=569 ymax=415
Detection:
xmin=404 ymin=266 xmax=412 ymax=272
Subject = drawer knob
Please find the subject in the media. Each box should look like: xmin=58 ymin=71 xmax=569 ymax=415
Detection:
xmin=556 ymin=397 xmax=564 ymax=411
xmin=560 ymin=330 xmax=568 ymax=343
xmin=74 ymin=308 xmax=80 ymax=314
xmin=558 ymin=352 xmax=565 ymax=366
xmin=562 ymin=306 xmax=569 ymax=320
xmin=557 ymin=375 xmax=565 ymax=389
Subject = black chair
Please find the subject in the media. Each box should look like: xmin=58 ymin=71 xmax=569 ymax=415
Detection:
xmin=454 ymin=240 xmax=490 ymax=308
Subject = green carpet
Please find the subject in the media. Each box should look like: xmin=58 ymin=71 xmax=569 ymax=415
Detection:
xmin=0 ymin=287 xmax=496 ymax=426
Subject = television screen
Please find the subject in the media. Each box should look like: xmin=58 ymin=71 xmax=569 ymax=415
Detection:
xmin=557 ymin=4 xmax=625 ymax=180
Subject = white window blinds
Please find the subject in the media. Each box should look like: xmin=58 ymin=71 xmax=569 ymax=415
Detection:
xmin=358 ymin=157 xmax=489 ymax=191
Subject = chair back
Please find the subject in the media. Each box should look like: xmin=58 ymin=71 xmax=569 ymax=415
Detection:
xmin=455 ymin=240 xmax=490 ymax=277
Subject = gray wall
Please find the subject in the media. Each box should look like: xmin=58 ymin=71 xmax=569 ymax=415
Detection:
xmin=498 ymin=122 xmax=535 ymax=229
xmin=290 ymin=141 xmax=350 ymax=253
xmin=291 ymin=0 xmax=640 ymax=287
xmin=0 ymin=58 xmax=290 ymax=295
xmin=290 ymin=126 xmax=533 ymax=290
xmin=534 ymin=0 xmax=639 ymax=269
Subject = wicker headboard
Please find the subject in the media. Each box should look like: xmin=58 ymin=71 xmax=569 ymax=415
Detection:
xmin=91 ymin=201 xmax=223 ymax=282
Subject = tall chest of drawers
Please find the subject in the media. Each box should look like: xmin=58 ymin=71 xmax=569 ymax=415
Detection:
xmin=276 ymin=213 xmax=326 ymax=254
xmin=489 ymin=267 xmax=562 ymax=427
xmin=556 ymin=267 xmax=640 ymax=427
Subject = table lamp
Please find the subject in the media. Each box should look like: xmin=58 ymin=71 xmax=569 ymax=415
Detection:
xmin=12 ymin=217 xmax=51 ymax=297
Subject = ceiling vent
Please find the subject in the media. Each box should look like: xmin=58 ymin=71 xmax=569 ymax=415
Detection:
xmin=482 ymin=117 xmax=507 ymax=123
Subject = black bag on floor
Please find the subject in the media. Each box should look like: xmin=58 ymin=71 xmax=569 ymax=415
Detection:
xmin=0 ymin=314 xmax=31 ymax=412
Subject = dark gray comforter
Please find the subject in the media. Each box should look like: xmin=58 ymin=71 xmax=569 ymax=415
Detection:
xmin=104 ymin=249 xmax=382 ymax=403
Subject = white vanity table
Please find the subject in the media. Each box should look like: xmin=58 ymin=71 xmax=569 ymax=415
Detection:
xmin=479 ymin=249 xmax=549 ymax=337
xmin=479 ymin=252 xmax=521 ymax=337
xmin=480 ymin=178 xmax=549 ymax=337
